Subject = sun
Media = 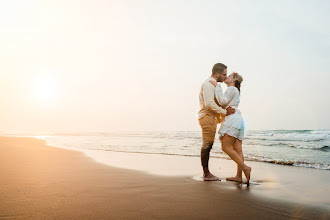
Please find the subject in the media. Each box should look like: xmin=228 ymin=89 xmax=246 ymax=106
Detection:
xmin=33 ymin=76 xmax=58 ymax=101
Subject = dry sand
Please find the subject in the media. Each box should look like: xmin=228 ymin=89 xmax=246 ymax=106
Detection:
xmin=0 ymin=136 xmax=329 ymax=219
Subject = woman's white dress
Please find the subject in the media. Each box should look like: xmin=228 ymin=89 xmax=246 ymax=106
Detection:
xmin=215 ymin=85 xmax=245 ymax=140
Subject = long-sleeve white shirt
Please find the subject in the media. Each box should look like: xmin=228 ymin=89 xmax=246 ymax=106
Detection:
xmin=198 ymin=77 xmax=227 ymax=120
xmin=215 ymin=85 xmax=240 ymax=108
xmin=215 ymin=85 xmax=244 ymax=130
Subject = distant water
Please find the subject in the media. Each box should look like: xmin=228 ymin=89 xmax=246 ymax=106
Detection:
xmin=3 ymin=130 xmax=330 ymax=170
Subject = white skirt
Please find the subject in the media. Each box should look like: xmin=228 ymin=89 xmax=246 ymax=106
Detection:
xmin=219 ymin=110 xmax=245 ymax=140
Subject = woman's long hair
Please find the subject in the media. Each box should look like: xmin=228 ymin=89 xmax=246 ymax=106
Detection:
xmin=232 ymin=72 xmax=243 ymax=94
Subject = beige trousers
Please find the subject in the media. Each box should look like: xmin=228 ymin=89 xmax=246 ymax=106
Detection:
xmin=198 ymin=114 xmax=217 ymax=167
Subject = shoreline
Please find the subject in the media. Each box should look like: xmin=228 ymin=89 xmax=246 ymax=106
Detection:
xmin=84 ymin=148 xmax=330 ymax=208
xmin=2 ymin=132 xmax=329 ymax=171
xmin=36 ymin=135 xmax=330 ymax=208
xmin=0 ymin=136 xmax=329 ymax=219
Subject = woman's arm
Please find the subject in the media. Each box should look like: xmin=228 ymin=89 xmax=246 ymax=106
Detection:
xmin=219 ymin=87 xmax=236 ymax=107
xmin=214 ymin=84 xmax=224 ymax=106
xmin=209 ymin=80 xmax=225 ymax=107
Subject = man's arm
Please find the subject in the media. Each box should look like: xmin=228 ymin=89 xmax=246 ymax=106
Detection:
xmin=203 ymin=82 xmax=227 ymax=115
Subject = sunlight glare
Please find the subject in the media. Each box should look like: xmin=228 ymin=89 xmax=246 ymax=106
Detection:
xmin=33 ymin=76 xmax=58 ymax=101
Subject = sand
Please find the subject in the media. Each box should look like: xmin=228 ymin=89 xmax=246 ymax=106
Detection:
xmin=84 ymin=149 xmax=330 ymax=207
xmin=0 ymin=136 xmax=329 ymax=219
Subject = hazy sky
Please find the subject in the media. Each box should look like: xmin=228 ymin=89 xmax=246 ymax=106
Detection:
xmin=1 ymin=0 xmax=329 ymax=133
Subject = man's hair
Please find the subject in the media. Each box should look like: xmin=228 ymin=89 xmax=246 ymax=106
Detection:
xmin=212 ymin=63 xmax=227 ymax=75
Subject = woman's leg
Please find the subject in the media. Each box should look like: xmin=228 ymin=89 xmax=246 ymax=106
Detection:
xmin=226 ymin=139 xmax=244 ymax=182
xmin=221 ymin=134 xmax=251 ymax=183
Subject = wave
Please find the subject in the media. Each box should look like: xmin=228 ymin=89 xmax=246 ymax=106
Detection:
xmin=106 ymin=149 xmax=330 ymax=170
xmin=85 ymin=148 xmax=330 ymax=171
xmin=288 ymin=144 xmax=329 ymax=150
xmin=245 ymin=141 xmax=330 ymax=151
xmin=293 ymin=162 xmax=330 ymax=170
xmin=244 ymin=141 xmax=287 ymax=146
xmin=245 ymin=136 xmax=327 ymax=142
xmin=245 ymin=130 xmax=330 ymax=142
xmin=31 ymin=133 xmax=330 ymax=171
xmin=243 ymin=154 xmax=330 ymax=170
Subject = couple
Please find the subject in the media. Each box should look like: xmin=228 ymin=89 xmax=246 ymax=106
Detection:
xmin=198 ymin=63 xmax=251 ymax=185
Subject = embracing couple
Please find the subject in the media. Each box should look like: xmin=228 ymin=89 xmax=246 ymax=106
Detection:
xmin=198 ymin=63 xmax=251 ymax=185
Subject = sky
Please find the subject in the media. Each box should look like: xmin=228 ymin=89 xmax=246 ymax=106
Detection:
xmin=0 ymin=0 xmax=329 ymax=133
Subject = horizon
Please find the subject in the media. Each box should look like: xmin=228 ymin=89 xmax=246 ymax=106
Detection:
xmin=1 ymin=128 xmax=329 ymax=136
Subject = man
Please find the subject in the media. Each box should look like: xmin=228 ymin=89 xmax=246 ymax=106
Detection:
xmin=198 ymin=63 xmax=235 ymax=181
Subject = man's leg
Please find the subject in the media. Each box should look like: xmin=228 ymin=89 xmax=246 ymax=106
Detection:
xmin=199 ymin=115 xmax=219 ymax=181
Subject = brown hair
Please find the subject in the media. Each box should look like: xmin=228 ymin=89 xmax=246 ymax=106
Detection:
xmin=232 ymin=72 xmax=243 ymax=93
xmin=212 ymin=63 xmax=227 ymax=75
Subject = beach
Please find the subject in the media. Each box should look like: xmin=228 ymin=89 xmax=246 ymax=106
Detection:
xmin=2 ymin=0 xmax=330 ymax=218
xmin=1 ymin=136 xmax=329 ymax=219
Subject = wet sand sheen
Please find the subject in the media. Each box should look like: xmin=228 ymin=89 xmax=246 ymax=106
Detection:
xmin=0 ymin=136 xmax=329 ymax=219
xmin=84 ymin=149 xmax=330 ymax=207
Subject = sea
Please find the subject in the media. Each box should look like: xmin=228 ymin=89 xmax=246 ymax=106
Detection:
xmin=3 ymin=130 xmax=330 ymax=170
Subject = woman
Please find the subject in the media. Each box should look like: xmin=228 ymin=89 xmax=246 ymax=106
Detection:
xmin=210 ymin=72 xmax=251 ymax=185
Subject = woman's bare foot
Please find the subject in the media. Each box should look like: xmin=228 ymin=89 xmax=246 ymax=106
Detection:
xmin=243 ymin=166 xmax=251 ymax=186
xmin=226 ymin=176 xmax=243 ymax=183
xmin=203 ymin=173 xmax=221 ymax=181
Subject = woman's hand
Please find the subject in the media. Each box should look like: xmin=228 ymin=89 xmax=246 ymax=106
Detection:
xmin=209 ymin=80 xmax=218 ymax=87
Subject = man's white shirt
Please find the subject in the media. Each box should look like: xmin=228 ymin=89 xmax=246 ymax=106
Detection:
xmin=198 ymin=77 xmax=227 ymax=120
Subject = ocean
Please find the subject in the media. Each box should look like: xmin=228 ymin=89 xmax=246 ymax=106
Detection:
xmin=6 ymin=129 xmax=329 ymax=171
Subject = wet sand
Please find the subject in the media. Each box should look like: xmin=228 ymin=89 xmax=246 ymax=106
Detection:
xmin=0 ymin=136 xmax=329 ymax=219
xmin=84 ymin=149 xmax=330 ymax=209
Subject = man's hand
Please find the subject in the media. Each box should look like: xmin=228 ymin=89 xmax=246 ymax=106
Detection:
xmin=226 ymin=106 xmax=235 ymax=116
